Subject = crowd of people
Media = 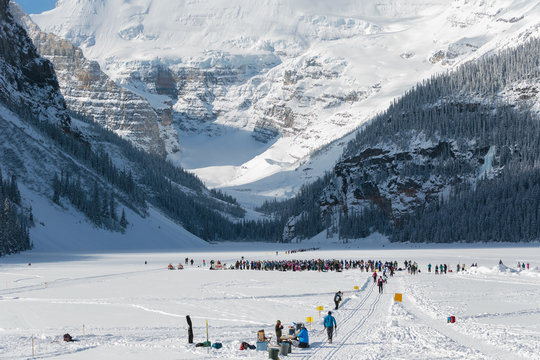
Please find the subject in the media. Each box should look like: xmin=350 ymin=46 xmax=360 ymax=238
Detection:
xmin=283 ymin=247 xmax=320 ymax=254
xmin=169 ymin=257 xmax=413 ymax=274
xmin=221 ymin=258 xmax=406 ymax=273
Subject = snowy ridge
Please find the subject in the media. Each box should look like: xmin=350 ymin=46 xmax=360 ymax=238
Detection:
xmin=31 ymin=0 xmax=540 ymax=203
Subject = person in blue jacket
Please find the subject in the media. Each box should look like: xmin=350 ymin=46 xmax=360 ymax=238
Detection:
xmin=296 ymin=325 xmax=309 ymax=348
xmin=323 ymin=311 xmax=337 ymax=343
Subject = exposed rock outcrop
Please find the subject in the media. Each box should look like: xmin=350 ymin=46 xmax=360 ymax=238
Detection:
xmin=0 ymin=0 xmax=69 ymax=127
xmin=11 ymin=3 xmax=176 ymax=156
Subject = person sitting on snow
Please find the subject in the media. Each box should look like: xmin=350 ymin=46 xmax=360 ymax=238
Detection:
xmin=296 ymin=325 xmax=309 ymax=348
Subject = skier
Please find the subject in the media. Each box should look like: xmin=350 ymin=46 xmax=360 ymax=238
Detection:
xmin=428 ymin=263 xmax=431 ymax=272
xmin=377 ymin=277 xmax=384 ymax=293
xmin=275 ymin=320 xmax=283 ymax=344
xmin=323 ymin=311 xmax=337 ymax=344
xmin=372 ymin=271 xmax=377 ymax=283
xmin=334 ymin=291 xmax=343 ymax=310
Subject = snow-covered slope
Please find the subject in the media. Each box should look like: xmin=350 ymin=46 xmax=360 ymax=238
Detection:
xmin=32 ymin=0 xmax=540 ymax=204
xmin=0 ymin=103 xmax=208 ymax=251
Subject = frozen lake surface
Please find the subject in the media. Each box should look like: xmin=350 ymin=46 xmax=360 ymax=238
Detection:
xmin=1 ymin=244 xmax=539 ymax=359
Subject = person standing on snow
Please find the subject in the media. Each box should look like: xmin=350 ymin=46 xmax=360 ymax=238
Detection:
xmin=377 ymin=277 xmax=384 ymax=293
xmin=323 ymin=311 xmax=337 ymax=344
xmin=334 ymin=291 xmax=343 ymax=310
xmin=372 ymin=271 xmax=377 ymax=283
xmin=275 ymin=320 xmax=283 ymax=344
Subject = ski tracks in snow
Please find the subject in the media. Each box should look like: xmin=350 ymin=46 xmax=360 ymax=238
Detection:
xmin=292 ymin=276 xmax=382 ymax=360
xmin=290 ymin=273 xmax=528 ymax=360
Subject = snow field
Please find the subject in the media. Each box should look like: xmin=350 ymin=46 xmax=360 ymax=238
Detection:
xmin=1 ymin=247 xmax=540 ymax=359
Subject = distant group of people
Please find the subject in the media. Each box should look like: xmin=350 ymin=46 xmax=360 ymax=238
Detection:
xmin=427 ymin=262 xmax=476 ymax=274
xmin=517 ymin=261 xmax=530 ymax=270
xmin=405 ymin=260 xmax=419 ymax=274
xmin=225 ymin=258 xmax=401 ymax=273
xmin=428 ymin=263 xmax=448 ymax=274
xmin=283 ymin=247 xmax=320 ymax=254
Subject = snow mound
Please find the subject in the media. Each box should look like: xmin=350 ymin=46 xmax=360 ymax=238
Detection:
xmin=498 ymin=263 xmax=520 ymax=273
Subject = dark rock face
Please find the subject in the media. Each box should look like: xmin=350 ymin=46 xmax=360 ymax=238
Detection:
xmin=0 ymin=0 xmax=70 ymax=127
xmin=330 ymin=140 xmax=496 ymax=220
xmin=0 ymin=0 xmax=8 ymax=13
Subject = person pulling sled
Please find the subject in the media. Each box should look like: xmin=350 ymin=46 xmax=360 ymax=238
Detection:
xmin=334 ymin=291 xmax=343 ymax=310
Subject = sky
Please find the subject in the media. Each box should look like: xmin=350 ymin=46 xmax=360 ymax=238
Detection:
xmin=16 ymin=0 xmax=57 ymax=14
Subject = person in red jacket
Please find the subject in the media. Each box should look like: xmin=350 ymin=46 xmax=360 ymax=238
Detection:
xmin=377 ymin=277 xmax=384 ymax=293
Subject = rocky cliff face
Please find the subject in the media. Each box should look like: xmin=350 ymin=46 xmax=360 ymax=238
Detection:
xmin=0 ymin=0 xmax=69 ymax=127
xmin=11 ymin=3 xmax=177 ymax=156
xmin=330 ymin=139 xmax=496 ymax=220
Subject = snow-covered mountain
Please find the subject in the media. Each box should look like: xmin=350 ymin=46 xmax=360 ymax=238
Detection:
xmin=10 ymin=2 xmax=177 ymax=157
xmin=0 ymin=0 xmax=278 ymax=251
xmin=30 ymin=0 xmax=540 ymax=203
xmin=262 ymin=37 xmax=540 ymax=244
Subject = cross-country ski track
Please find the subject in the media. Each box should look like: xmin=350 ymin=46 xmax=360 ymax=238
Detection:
xmin=289 ymin=273 xmax=532 ymax=360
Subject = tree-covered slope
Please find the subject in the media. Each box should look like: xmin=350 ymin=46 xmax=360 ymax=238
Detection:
xmin=261 ymin=38 xmax=540 ymax=243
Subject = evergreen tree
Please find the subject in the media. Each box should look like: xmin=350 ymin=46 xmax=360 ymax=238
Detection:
xmin=120 ymin=209 xmax=128 ymax=230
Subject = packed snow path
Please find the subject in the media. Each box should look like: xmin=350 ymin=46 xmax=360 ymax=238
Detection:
xmin=290 ymin=274 xmax=527 ymax=360
xmin=1 ymin=248 xmax=539 ymax=359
